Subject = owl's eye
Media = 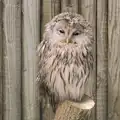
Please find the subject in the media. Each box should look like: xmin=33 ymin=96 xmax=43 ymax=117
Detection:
xmin=58 ymin=29 xmax=65 ymax=34
xmin=73 ymin=31 xmax=80 ymax=36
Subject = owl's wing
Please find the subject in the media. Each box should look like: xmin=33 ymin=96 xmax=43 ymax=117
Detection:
xmin=36 ymin=39 xmax=58 ymax=113
xmin=36 ymin=39 xmax=53 ymax=106
xmin=37 ymin=40 xmax=46 ymax=58
xmin=36 ymin=40 xmax=47 ymax=99
xmin=36 ymin=39 xmax=48 ymax=81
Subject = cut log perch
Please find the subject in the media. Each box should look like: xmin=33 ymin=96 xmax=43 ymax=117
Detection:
xmin=54 ymin=95 xmax=95 ymax=120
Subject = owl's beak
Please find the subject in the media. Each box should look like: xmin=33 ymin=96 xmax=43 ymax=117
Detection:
xmin=66 ymin=38 xmax=72 ymax=44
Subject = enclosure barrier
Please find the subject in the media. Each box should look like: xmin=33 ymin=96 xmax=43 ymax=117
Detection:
xmin=0 ymin=0 xmax=120 ymax=120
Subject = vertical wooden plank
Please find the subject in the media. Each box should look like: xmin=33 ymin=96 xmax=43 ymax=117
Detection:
xmin=108 ymin=0 xmax=120 ymax=120
xmin=41 ymin=1 xmax=54 ymax=120
xmin=41 ymin=0 xmax=52 ymax=38
xmin=62 ymin=0 xmax=79 ymax=13
xmin=0 ymin=0 xmax=3 ymax=119
xmin=3 ymin=0 xmax=21 ymax=120
xmin=80 ymin=0 xmax=96 ymax=28
xmin=22 ymin=0 xmax=40 ymax=120
xmin=97 ymin=0 xmax=108 ymax=120
xmin=80 ymin=0 xmax=96 ymax=101
xmin=79 ymin=0 xmax=96 ymax=120
xmin=61 ymin=0 xmax=78 ymax=12
xmin=71 ymin=0 xmax=78 ymax=13
xmin=51 ymin=0 xmax=61 ymax=17
xmin=61 ymin=0 xmax=71 ymax=12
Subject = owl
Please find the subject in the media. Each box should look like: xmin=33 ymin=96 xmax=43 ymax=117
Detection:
xmin=37 ymin=12 xmax=94 ymax=112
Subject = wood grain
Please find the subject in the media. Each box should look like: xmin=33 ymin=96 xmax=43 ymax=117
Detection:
xmin=79 ymin=0 xmax=97 ymax=120
xmin=22 ymin=0 xmax=40 ymax=120
xmin=54 ymin=98 xmax=95 ymax=120
xmin=41 ymin=0 xmax=52 ymax=39
xmin=40 ymin=1 xmax=55 ymax=120
xmin=3 ymin=0 xmax=21 ymax=120
xmin=0 ymin=0 xmax=3 ymax=119
xmin=61 ymin=0 xmax=78 ymax=13
xmin=108 ymin=0 xmax=120 ymax=120
xmin=71 ymin=0 xmax=78 ymax=13
xmin=51 ymin=0 xmax=61 ymax=18
xmin=61 ymin=0 xmax=70 ymax=12
xmin=0 ymin=1 xmax=120 ymax=120
xmin=96 ymin=0 xmax=108 ymax=120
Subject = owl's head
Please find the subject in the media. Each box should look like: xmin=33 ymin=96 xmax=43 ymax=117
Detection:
xmin=44 ymin=12 xmax=94 ymax=50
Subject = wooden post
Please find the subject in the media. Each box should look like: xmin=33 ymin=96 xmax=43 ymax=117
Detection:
xmin=62 ymin=0 xmax=79 ymax=13
xmin=22 ymin=0 xmax=40 ymax=120
xmin=71 ymin=0 xmax=78 ymax=13
xmin=3 ymin=0 xmax=22 ymax=120
xmin=108 ymin=0 xmax=120 ymax=120
xmin=51 ymin=0 xmax=61 ymax=18
xmin=39 ymin=1 xmax=54 ymax=120
xmin=54 ymin=95 xmax=95 ymax=120
xmin=97 ymin=0 xmax=108 ymax=120
xmin=61 ymin=0 xmax=70 ymax=12
xmin=41 ymin=0 xmax=52 ymax=38
xmin=79 ymin=0 xmax=96 ymax=120
xmin=0 ymin=0 xmax=3 ymax=119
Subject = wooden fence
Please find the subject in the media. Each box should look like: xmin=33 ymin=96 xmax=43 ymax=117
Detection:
xmin=0 ymin=0 xmax=120 ymax=120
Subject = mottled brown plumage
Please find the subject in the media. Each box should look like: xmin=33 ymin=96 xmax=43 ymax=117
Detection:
xmin=37 ymin=12 xmax=94 ymax=112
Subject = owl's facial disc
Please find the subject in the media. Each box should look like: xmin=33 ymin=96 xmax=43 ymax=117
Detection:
xmin=51 ymin=20 xmax=84 ymax=45
xmin=65 ymin=38 xmax=73 ymax=44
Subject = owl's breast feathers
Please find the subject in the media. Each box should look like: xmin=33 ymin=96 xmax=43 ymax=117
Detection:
xmin=38 ymin=43 xmax=93 ymax=103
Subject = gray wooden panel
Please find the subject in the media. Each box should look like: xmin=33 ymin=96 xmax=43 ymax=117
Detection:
xmin=61 ymin=0 xmax=70 ymax=12
xmin=22 ymin=0 xmax=40 ymax=120
xmin=51 ymin=0 xmax=61 ymax=17
xmin=97 ymin=0 xmax=108 ymax=120
xmin=71 ymin=0 xmax=78 ymax=13
xmin=80 ymin=0 xmax=96 ymax=104
xmin=61 ymin=0 xmax=78 ymax=12
xmin=3 ymin=0 xmax=21 ymax=120
xmin=41 ymin=0 xmax=52 ymax=39
xmin=42 ymin=1 xmax=59 ymax=120
xmin=0 ymin=0 xmax=3 ymax=119
xmin=79 ymin=0 xmax=96 ymax=120
xmin=108 ymin=0 xmax=120 ymax=120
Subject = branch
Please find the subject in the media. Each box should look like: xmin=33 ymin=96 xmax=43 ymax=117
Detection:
xmin=54 ymin=95 xmax=95 ymax=120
